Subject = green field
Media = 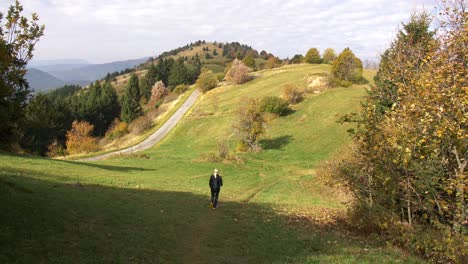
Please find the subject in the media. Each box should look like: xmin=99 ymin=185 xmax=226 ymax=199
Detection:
xmin=0 ymin=64 xmax=422 ymax=263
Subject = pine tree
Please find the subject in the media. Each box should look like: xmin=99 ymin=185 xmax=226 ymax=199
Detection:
xmin=168 ymin=58 xmax=190 ymax=88
xmin=121 ymin=74 xmax=143 ymax=123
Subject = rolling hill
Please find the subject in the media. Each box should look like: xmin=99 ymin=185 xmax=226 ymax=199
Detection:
xmin=0 ymin=64 xmax=422 ymax=263
xmin=25 ymin=68 xmax=66 ymax=92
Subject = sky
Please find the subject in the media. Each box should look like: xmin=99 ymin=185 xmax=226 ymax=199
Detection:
xmin=1 ymin=0 xmax=436 ymax=64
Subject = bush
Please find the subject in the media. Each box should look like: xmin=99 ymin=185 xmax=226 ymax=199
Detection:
xmin=128 ymin=115 xmax=153 ymax=135
xmin=105 ymin=118 xmax=128 ymax=140
xmin=225 ymin=59 xmax=252 ymax=84
xmin=216 ymin=73 xmax=224 ymax=81
xmin=46 ymin=140 xmax=67 ymax=157
xmin=66 ymin=120 xmax=99 ymax=154
xmin=196 ymin=69 xmax=218 ymax=92
xmin=242 ymin=55 xmax=256 ymax=70
xmin=174 ymin=84 xmax=189 ymax=94
xmin=259 ymin=96 xmax=290 ymax=116
xmin=281 ymin=84 xmax=303 ymax=104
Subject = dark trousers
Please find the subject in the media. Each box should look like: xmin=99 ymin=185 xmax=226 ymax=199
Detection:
xmin=210 ymin=188 xmax=220 ymax=208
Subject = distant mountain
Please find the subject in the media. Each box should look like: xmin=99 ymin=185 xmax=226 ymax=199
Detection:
xmin=47 ymin=58 xmax=149 ymax=83
xmin=28 ymin=59 xmax=91 ymax=67
xmin=25 ymin=68 xmax=66 ymax=92
xmin=32 ymin=63 xmax=91 ymax=73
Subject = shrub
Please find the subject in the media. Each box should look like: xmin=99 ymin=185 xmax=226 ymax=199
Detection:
xmin=196 ymin=69 xmax=218 ymax=92
xmin=259 ymin=96 xmax=290 ymax=116
xmin=232 ymin=98 xmax=266 ymax=152
xmin=331 ymin=48 xmax=363 ymax=84
xmin=128 ymin=115 xmax=152 ymax=135
xmin=281 ymin=84 xmax=303 ymax=104
xmin=174 ymin=84 xmax=189 ymax=94
xmin=305 ymin=48 xmax=321 ymax=63
xmin=149 ymin=81 xmax=168 ymax=107
xmin=105 ymin=118 xmax=128 ymax=140
xmin=226 ymin=59 xmax=252 ymax=84
xmin=66 ymin=120 xmax=99 ymax=154
xmin=216 ymin=73 xmax=225 ymax=81
xmin=46 ymin=139 xmax=67 ymax=157
xmin=242 ymin=55 xmax=256 ymax=70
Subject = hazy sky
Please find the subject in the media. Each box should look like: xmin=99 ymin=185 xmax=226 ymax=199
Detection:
xmin=1 ymin=0 xmax=435 ymax=63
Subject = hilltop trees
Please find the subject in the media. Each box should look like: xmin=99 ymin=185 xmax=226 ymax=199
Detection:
xmin=322 ymin=48 xmax=336 ymax=64
xmin=331 ymin=48 xmax=363 ymax=86
xmin=0 ymin=0 xmax=44 ymax=149
xmin=305 ymin=48 xmax=321 ymax=63
xmin=290 ymin=54 xmax=304 ymax=64
xmin=121 ymin=74 xmax=143 ymax=123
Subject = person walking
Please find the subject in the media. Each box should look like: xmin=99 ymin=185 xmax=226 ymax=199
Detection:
xmin=209 ymin=169 xmax=223 ymax=209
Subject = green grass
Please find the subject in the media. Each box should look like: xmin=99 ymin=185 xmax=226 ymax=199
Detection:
xmin=0 ymin=64 xmax=424 ymax=263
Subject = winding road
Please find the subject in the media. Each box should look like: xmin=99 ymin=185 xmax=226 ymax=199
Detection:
xmin=81 ymin=89 xmax=200 ymax=161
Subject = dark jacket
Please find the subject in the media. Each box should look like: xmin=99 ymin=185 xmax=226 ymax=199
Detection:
xmin=209 ymin=174 xmax=223 ymax=190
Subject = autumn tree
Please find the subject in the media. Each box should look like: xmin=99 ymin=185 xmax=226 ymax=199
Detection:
xmin=232 ymin=98 xmax=266 ymax=152
xmin=329 ymin=4 xmax=467 ymax=262
xmin=0 ymin=0 xmax=44 ymax=148
xmin=322 ymin=48 xmax=336 ymax=64
xmin=265 ymin=56 xmax=281 ymax=69
xmin=121 ymin=74 xmax=143 ymax=123
xmin=149 ymin=81 xmax=168 ymax=107
xmin=66 ymin=120 xmax=99 ymax=154
xmin=196 ymin=69 xmax=218 ymax=93
xmin=225 ymin=59 xmax=251 ymax=84
xmin=331 ymin=48 xmax=363 ymax=86
xmin=304 ymin=48 xmax=321 ymax=63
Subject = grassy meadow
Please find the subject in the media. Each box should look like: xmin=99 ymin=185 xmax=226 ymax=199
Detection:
xmin=0 ymin=64 xmax=423 ymax=263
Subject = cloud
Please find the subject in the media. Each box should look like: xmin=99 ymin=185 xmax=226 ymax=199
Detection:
xmin=1 ymin=0 xmax=436 ymax=63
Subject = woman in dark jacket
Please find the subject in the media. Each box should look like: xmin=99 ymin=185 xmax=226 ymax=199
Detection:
xmin=209 ymin=169 xmax=223 ymax=209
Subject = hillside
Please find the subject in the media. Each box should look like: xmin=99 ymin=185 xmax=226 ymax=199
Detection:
xmin=25 ymin=68 xmax=66 ymax=92
xmin=0 ymin=64 xmax=423 ymax=263
xmin=109 ymin=41 xmax=271 ymax=93
xmin=48 ymin=57 xmax=149 ymax=83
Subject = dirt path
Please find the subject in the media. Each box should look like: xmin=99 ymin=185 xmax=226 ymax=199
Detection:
xmin=81 ymin=89 xmax=200 ymax=161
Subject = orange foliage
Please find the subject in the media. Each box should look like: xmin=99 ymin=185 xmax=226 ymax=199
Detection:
xmin=66 ymin=120 xmax=99 ymax=154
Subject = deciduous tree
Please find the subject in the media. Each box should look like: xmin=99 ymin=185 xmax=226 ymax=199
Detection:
xmin=304 ymin=48 xmax=321 ymax=63
xmin=0 ymin=0 xmax=44 ymax=148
